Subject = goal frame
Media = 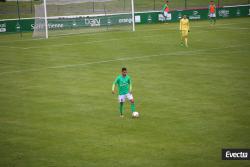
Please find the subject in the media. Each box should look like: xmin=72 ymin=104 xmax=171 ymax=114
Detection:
xmin=41 ymin=0 xmax=135 ymax=39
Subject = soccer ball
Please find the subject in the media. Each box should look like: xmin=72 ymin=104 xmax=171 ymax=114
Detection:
xmin=132 ymin=111 xmax=139 ymax=118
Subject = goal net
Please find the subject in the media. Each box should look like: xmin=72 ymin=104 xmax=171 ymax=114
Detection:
xmin=32 ymin=0 xmax=135 ymax=39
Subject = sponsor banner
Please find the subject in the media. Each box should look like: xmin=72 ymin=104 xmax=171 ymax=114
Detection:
xmin=135 ymin=15 xmax=141 ymax=23
xmin=0 ymin=28 xmax=6 ymax=32
xmin=85 ymin=18 xmax=101 ymax=27
xmin=158 ymin=13 xmax=172 ymax=21
xmin=222 ymin=149 xmax=250 ymax=160
xmin=236 ymin=8 xmax=241 ymax=16
xmin=0 ymin=5 xmax=249 ymax=33
xmin=0 ymin=23 xmax=6 ymax=32
xmin=219 ymin=9 xmax=230 ymax=17
xmin=189 ymin=10 xmax=201 ymax=20
xmin=31 ymin=23 xmax=64 ymax=31
xmin=118 ymin=18 xmax=133 ymax=24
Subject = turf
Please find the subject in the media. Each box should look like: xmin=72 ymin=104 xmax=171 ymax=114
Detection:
xmin=0 ymin=17 xmax=250 ymax=167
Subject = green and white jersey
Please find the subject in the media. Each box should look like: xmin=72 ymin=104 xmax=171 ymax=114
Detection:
xmin=113 ymin=75 xmax=132 ymax=95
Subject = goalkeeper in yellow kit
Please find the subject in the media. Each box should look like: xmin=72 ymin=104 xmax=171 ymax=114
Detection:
xmin=179 ymin=15 xmax=190 ymax=47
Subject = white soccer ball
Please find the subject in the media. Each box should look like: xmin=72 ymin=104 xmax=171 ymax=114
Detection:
xmin=132 ymin=111 xmax=139 ymax=118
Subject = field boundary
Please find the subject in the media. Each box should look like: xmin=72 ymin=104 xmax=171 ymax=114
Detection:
xmin=0 ymin=4 xmax=249 ymax=34
xmin=0 ymin=21 xmax=249 ymax=45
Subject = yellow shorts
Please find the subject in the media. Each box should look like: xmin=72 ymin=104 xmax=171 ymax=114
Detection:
xmin=181 ymin=30 xmax=189 ymax=37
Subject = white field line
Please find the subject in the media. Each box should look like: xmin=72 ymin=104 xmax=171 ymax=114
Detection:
xmin=0 ymin=51 xmax=187 ymax=76
xmin=0 ymin=22 xmax=249 ymax=44
xmin=0 ymin=34 xmax=163 ymax=50
xmin=1 ymin=23 xmax=249 ymax=50
xmin=216 ymin=27 xmax=250 ymax=30
xmin=0 ymin=43 xmax=249 ymax=76
xmin=0 ymin=38 xmax=119 ymax=49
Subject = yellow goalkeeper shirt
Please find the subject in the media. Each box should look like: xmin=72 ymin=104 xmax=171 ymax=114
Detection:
xmin=180 ymin=18 xmax=189 ymax=31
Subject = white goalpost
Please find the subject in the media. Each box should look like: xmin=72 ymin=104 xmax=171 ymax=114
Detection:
xmin=33 ymin=0 xmax=136 ymax=39
xmin=44 ymin=0 xmax=48 ymax=39
xmin=131 ymin=0 xmax=135 ymax=32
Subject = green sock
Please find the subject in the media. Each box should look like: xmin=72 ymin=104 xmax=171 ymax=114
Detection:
xmin=130 ymin=103 xmax=135 ymax=112
xmin=120 ymin=102 xmax=124 ymax=115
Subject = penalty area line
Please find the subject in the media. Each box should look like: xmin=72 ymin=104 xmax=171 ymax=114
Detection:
xmin=0 ymin=43 xmax=249 ymax=76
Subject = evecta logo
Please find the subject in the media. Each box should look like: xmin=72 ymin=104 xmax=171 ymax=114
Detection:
xmin=222 ymin=149 xmax=250 ymax=160
xmin=85 ymin=18 xmax=100 ymax=27
xmin=226 ymin=151 xmax=248 ymax=158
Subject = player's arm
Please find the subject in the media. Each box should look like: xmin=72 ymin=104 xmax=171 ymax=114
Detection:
xmin=208 ymin=5 xmax=210 ymax=16
xmin=112 ymin=77 xmax=118 ymax=94
xmin=188 ymin=20 xmax=190 ymax=32
xmin=112 ymin=83 xmax=116 ymax=94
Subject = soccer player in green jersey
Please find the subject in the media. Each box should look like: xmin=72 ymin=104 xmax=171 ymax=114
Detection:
xmin=112 ymin=67 xmax=136 ymax=117
xmin=162 ymin=0 xmax=170 ymax=23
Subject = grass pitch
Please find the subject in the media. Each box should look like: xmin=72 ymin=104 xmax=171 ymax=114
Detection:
xmin=0 ymin=18 xmax=250 ymax=167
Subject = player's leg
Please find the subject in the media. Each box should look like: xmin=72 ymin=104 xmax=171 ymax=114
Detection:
xmin=209 ymin=13 xmax=213 ymax=25
xmin=126 ymin=93 xmax=136 ymax=112
xmin=118 ymin=95 xmax=125 ymax=117
xmin=210 ymin=14 xmax=216 ymax=25
xmin=180 ymin=31 xmax=184 ymax=46
xmin=213 ymin=15 xmax=216 ymax=24
xmin=184 ymin=31 xmax=188 ymax=47
xmin=164 ymin=12 xmax=168 ymax=23
xmin=130 ymin=99 xmax=136 ymax=112
xmin=185 ymin=36 xmax=188 ymax=47
xmin=119 ymin=102 xmax=124 ymax=116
